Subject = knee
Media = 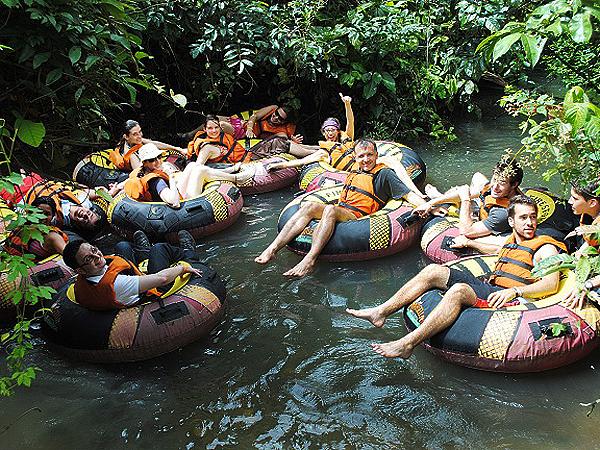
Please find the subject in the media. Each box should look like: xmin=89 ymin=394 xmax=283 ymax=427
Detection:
xmin=114 ymin=241 xmax=131 ymax=255
xmin=422 ymin=264 xmax=445 ymax=278
xmin=446 ymin=282 xmax=474 ymax=299
xmin=322 ymin=205 xmax=336 ymax=218
xmin=300 ymin=202 xmax=320 ymax=215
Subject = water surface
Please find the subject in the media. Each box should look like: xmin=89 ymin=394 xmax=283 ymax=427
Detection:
xmin=3 ymin=111 xmax=599 ymax=449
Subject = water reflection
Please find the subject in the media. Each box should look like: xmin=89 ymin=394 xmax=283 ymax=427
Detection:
xmin=3 ymin=112 xmax=600 ymax=449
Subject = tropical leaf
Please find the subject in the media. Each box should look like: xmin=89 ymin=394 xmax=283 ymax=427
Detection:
xmin=14 ymin=119 xmax=45 ymax=147
xmin=568 ymin=11 xmax=593 ymax=43
xmin=531 ymin=252 xmax=576 ymax=277
xmin=492 ymin=32 xmax=521 ymax=61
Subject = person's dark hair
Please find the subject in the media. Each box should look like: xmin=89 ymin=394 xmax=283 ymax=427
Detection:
xmin=204 ymin=114 xmax=221 ymax=127
xmin=31 ymin=196 xmax=57 ymax=218
xmin=279 ymin=105 xmax=295 ymax=123
xmin=507 ymin=194 xmax=538 ymax=218
xmin=572 ymin=179 xmax=600 ymax=201
xmin=62 ymin=239 xmax=86 ymax=270
xmin=354 ymin=138 xmax=377 ymax=153
xmin=493 ymin=158 xmax=523 ymax=186
xmin=124 ymin=120 xmax=140 ymax=135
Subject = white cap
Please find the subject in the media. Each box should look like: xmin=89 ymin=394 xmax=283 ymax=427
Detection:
xmin=138 ymin=143 xmax=163 ymax=162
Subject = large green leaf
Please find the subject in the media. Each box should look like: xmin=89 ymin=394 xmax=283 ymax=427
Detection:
xmin=15 ymin=119 xmax=46 ymax=148
xmin=68 ymin=46 xmax=82 ymax=65
xmin=568 ymin=11 xmax=593 ymax=43
xmin=492 ymin=33 xmax=521 ymax=61
xmin=0 ymin=0 xmax=19 ymax=7
xmin=380 ymin=72 xmax=396 ymax=93
xmin=32 ymin=52 xmax=50 ymax=69
xmin=565 ymin=102 xmax=591 ymax=134
xmin=520 ymin=34 xmax=546 ymax=67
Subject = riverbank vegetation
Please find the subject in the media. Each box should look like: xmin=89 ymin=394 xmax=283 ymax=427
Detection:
xmin=0 ymin=0 xmax=598 ymax=395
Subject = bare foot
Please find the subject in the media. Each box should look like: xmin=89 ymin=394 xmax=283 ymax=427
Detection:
xmin=425 ymin=184 xmax=443 ymax=199
xmin=371 ymin=338 xmax=414 ymax=359
xmin=345 ymin=307 xmax=387 ymax=328
xmin=255 ymin=247 xmax=277 ymax=264
xmin=283 ymin=259 xmax=315 ymax=277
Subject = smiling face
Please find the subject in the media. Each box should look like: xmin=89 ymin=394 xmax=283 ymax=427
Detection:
xmin=205 ymin=119 xmax=221 ymax=139
xmin=354 ymin=142 xmax=378 ymax=172
xmin=125 ymin=125 xmax=143 ymax=146
xmin=75 ymin=243 xmax=106 ymax=276
xmin=142 ymin=156 xmax=163 ymax=172
xmin=508 ymin=203 xmax=538 ymax=241
xmin=269 ymin=108 xmax=288 ymax=125
xmin=322 ymin=126 xmax=340 ymax=142
xmin=69 ymin=206 xmax=101 ymax=230
xmin=488 ymin=175 xmax=515 ymax=199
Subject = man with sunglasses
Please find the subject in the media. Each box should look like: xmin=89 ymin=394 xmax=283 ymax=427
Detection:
xmin=62 ymin=230 xmax=202 ymax=311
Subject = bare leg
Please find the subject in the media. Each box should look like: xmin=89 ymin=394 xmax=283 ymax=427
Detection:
xmin=371 ymin=283 xmax=477 ymax=358
xmin=346 ymin=264 xmax=450 ymax=327
xmin=182 ymin=165 xmax=252 ymax=198
xmin=289 ymin=142 xmax=321 ymax=157
xmin=283 ymin=205 xmax=355 ymax=277
xmin=255 ymin=202 xmax=326 ymax=264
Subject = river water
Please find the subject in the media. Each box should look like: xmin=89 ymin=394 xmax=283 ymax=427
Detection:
xmin=3 ymin=108 xmax=600 ymax=449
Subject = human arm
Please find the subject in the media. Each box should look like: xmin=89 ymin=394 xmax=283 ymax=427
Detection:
xmin=378 ymin=155 xmax=424 ymax=198
xmin=487 ymin=243 xmax=561 ymax=308
xmin=449 ymin=234 xmax=502 ymax=254
xmin=151 ymin=177 xmax=180 ymax=208
xmin=245 ymin=105 xmax=277 ymax=138
xmin=267 ymin=149 xmax=328 ymax=171
xmin=137 ymin=264 xmax=203 ymax=293
xmin=143 ymin=138 xmax=187 ymax=155
xmin=340 ymin=93 xmax=354 ymax=140
xmin=44 ymin=231 xmax=67 ymax=255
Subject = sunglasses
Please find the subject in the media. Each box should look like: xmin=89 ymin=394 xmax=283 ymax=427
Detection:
xmin=272 ymin=109 xmax=287 ymax=122
xmin=144 ymin=156 xmax=161 ymax=163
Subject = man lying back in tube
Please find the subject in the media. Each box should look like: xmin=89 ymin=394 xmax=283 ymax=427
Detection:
xmin=414 ymin=158 xmax=523 ymax=251
xmin=347 ymin=195 xmax=565 ymax=359
xmin=62 ymin=230 xmax=202 ymax=311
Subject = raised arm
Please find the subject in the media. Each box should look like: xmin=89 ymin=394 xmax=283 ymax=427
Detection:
xmin=340 ymin=93 xmax=355 ymax=140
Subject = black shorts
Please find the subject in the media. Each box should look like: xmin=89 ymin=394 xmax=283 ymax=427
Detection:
xmin=447 ymin=267 xmax=503 ymax=300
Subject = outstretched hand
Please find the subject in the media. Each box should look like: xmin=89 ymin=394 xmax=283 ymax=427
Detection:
xmin=339 ymin=92 xmax=352 ymax=104
xmin=291 ymin=134 xmax=304 ymax=144
xmin=181 ymin=265 xmax=203 ymax=277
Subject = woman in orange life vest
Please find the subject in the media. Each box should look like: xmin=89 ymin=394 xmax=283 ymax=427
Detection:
xmin=119 ymin=143 xmax=251 ymax=208
xmin=265 ymin=94 xmax=425 ymax=197
xmin=563 ymin=179 xmax=600 ymax=309
xmin=4 ymin=196 xmax=69 ymax=260
xmin=109 ymin=120 xmax=187 ymax=172
xmin=187 ymin=115 xmax=317 ymax=166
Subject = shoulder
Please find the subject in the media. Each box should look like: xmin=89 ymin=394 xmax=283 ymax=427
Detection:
xmin=534 ymin=242 xmax=561 ymax=260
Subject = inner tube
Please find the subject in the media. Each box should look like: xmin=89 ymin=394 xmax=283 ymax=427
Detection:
xmin=72 ymin=149 xmax=187 ymax=188
xmin=278 ymin=184 xmax=423 ymax=262
xmin=420 ymin=187 xmax=579 ymax=264
xmin=41 ymin=260 xmax=226 ymax=363
xmin=299 ymin=141 xmax=426 ymax=192
xmin=107 ymin=180 xmax=243 ymax=242
xmin=403 ymin=255 xmax=600 ymax=372
xmin=0 ymin=255 xmax=74 ymax=325
xmin=209 ymin=153 xmax=299 ymax=195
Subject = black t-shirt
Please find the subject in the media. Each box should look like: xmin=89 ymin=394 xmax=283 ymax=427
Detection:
xmin=372 ymin=168 xmax=410 ymax=203
xmin=148 ymin=178 xmax=168 ymax=202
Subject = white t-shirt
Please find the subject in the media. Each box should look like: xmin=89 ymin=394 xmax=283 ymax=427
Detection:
xmin=86 ymin=266 xmax=140 ymax=307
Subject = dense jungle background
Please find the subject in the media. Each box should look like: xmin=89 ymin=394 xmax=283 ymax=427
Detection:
xmin=1 ymin=0 xmax=596 ymax=176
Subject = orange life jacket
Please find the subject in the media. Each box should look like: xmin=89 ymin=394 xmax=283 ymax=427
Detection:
xmin=124 ymin=168 xmax=170 ymax=202
xmin=3 ymin=226 xmax=68 ymax=261
xmin=0 ymin=172 xmax=45 ymax=207
xmin=478 ymin=184 xmax=511 ymax=220
xmin=337 ymin=164 xmax=387 ymax=217
xmin=187 ymin=131 xmax=252 ymax=163
xmin=73 ymin=256 xmax=159 ymax=311
xmin=488 ymin=234 xmax=567 ymax=288
xmin=24 ymin=180 xmax=82 ymax=227
xmin=252 ymin=107 xmax=296 ymax=138
xmin=580 ymin=214 xmax=600 ymax=249
xmin=108 ymin=142 xmax=143 ymax=171
xmin=320 ymin=139 xmax=356 ymax=171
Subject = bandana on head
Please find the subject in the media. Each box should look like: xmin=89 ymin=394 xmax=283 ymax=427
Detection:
xmin=321 ymin=118 xmax=340 ymax=131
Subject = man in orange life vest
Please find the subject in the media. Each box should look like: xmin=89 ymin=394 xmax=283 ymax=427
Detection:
xmin=563 ymin=179 xmax=600 ymax=309
xmin=62 ymin=230 xmax=202 ymax=311
xmin=414 ymin=159 xmax=523 ymax=246
xmin=347 ymin=195 xmax=565 ymax=359
xmin=255 ymin=139 xmax=425 ymax=277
